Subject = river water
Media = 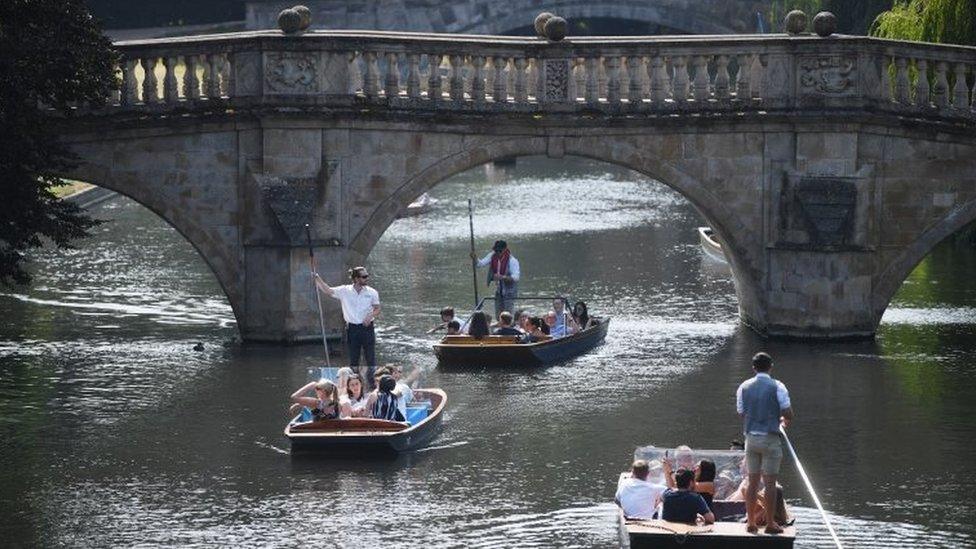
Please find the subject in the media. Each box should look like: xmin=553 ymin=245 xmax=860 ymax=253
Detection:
xmin=1 ymin=157 xmax=974 ymax=547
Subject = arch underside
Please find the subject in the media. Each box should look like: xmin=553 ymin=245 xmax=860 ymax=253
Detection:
xmin=349 ymin=134 xmax=766 ymax=325
xmin=55 ymin=161 xmax=244 ymax=329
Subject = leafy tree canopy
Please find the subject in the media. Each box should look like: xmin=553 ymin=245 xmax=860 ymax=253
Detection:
xmin=871 ymin=0 xmax=976 ymax=45
xmin=0 ymin=0 xmax=117 ymax=285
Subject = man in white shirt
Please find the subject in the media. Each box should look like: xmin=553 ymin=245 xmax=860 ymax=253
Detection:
xmin=470 ymin=240 xmax=520 ymax=318
xmin=315 ymin=266 xmax=381 ymax=387
xmin=615 ymin=460 xmax=667 ymax=520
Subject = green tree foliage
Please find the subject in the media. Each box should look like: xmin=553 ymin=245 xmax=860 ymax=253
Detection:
xmin=871 ymin=0 xmax=976 ymax=45
xmin=0 ymin=0 xmax=117 ymax=285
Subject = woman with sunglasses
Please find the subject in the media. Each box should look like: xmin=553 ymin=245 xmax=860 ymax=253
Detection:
xmin=289 ymin=379 xmax=340 ymax=420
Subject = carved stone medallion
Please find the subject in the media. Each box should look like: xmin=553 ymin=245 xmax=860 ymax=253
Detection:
xmin=798 ymin=55 xmax=856 ymax=96
xmin=264 ymin=52 xmax=319 ymax=94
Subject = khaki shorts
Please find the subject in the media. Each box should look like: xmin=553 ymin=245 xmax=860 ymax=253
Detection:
xmin=745 ymin=433 xmax=784 ymax=475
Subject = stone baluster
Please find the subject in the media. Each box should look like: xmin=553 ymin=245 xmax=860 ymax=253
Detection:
xmin=714 ymin=55 xmax=730 ymax=100
xmin=648 ymin=56 xmax=666 ymax=104
xmin=492 ymin=57 xmax=508 ymax=103
xmin=449 ymin=55 xmax=464 ymax=101
xmin=735 ymin=54 xmax=751 ymax=101
xmin=605 ymin=57 xmax=621 ymax=104
xmin=692 ymin=55 xmax=710 ymax=103
xmin=952 ymin=63 xmax=969 ymax=109
xmin=384 ymin=52 xmax=400 ymax=98
xmin=363 ymin=52 xmax=380 ymax=98
xmin=585 ymin=57 xmax=599 ymax=105
xmin=221 ymin=53 xmax=234 ymax=97
xmin=121 ymin=58 xmax=138 ymax=106
xmin=205 ymin=54 xmax=222 ymax=98
xmin=471 ymin=55 xmax=486 ymax=104
xmin=141 ymin=57 xmax=159 ymax=104
xmin=531 ymin=59 xmax=544 ymax=102
xmin=200 ymin=56 xmax=212 ymax=98
xmin=971 ymin=66 xmax=976 ymax=109
xmin=572 ymin=58 xmax=585 ymax=103
xmin=894 ymin=57 xmax=910 ymax=104
xmin=406 ymin=54 xmax=421 ymax=99
xmin=879 ymin=55 xmax=892 ymax=102
xmin=626 ymin=56 xmax=643 ymax=104
xmin=672 ymin=55 xmax=690 ymax=103
xmin=752 ymin=55 xmax=766 ymax=99
xmin=915 ymin=58 xmax=930 ymax=107
xmin=933 ymin=61 xmax=949 ymax=108
xmin=162 ymin=57 xmax=179 ymax=103
xmin=183 ymin=55 xmax=201 ymax=100
xmin=427 ymin=54 xmax=443 ymax=100
xmin=514 ymin=58 xmax=528 ymax=103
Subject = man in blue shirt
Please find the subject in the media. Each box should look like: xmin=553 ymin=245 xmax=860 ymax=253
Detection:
xmin=661 ymin=469 xmax=715 ymax=524
xmin=736 ymin=352 xmax=794 ymax=534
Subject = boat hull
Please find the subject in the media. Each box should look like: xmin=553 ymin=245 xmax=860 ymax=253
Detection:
xmin=433 ymin=318 xmax=609 ymax=367
xmin=619 ymin=511 xmax=795 ymax=549
xmin=698 ymin=227 xmax=727 ymax=263
xmin=285 ymin=389 xmax=446 ymax=455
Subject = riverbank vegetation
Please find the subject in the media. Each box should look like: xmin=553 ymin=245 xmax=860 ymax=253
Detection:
xmin=0 ymin=0 xmax=116 ymax=286
xmin=871 ymin=0 xmax=976 ymax=45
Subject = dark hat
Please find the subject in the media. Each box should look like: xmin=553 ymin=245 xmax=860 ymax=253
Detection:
xmin=492 ymin=240 xmax=507 ymax=252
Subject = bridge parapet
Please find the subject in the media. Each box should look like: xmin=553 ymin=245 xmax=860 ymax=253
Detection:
xmin=91 ymin=31 xmax=976 ymax=125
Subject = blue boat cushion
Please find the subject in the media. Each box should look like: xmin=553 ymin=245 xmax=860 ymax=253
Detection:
xmin=405 ymin=405 xmax=429 ymax=425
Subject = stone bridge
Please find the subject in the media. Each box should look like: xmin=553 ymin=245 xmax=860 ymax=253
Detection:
xmin=245 ymin=0 xmax=772 ymax=35
xmin=54 ymin=29 xmax=976 ymax=342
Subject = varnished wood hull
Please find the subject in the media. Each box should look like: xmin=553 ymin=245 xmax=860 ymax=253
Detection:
xmin=284 ymin=389 xmax=446 ymax=455
xmin=433 ymin=318 xmax=609 ymax=368
xmin=620 ymin=510 xmax=795 ymax=549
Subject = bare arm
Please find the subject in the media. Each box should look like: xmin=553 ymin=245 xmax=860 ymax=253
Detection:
xmin=290 ymin=381 xmax=319 ymax=408
xmin=426 ymin=322 xmax=447 ymax=334
xmin=781 ymin=407 xmax=794 ymax=428
xmin=313 ymin=273 xmax=336 ymax=298
xmin=700 ymin=511 xmax=715 ymax=525
xmin=662 ymin=460 xmax=676 ymax=489
xmin=364 ymin=304 xmax=381 ymax=326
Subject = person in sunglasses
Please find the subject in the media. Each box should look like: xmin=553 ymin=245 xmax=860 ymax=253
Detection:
xmin=314 ymin=266 xmax=381 ymax=387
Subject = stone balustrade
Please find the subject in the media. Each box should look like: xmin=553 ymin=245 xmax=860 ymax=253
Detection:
xmin=85 ymin=31 xmax=976 ymax=123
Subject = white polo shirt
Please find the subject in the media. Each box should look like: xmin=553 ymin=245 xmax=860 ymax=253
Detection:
xmin=330 ymin=284 xmax=380 ymax=324
xmin=616 ymin=474 xmax=667 ymax=520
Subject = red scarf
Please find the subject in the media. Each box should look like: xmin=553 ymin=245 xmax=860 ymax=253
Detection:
xmin=488 ymin=249 xmax=510 ymax=286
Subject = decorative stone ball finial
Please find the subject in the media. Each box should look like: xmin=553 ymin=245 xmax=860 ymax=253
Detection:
xmin=278 ymin=8 xmax=302 ymax=34
xmin=534 ymin=12 xmax=554 ymax=38
xmin=784 ymin=10 xmax=808 ymax=35
xmin=544 ymin=16 xmax=568 ymax=41
xmin=812 ymin=11 xmax=837 ymax=37
xmin=294 ymin=5 xmax=312 ymax=31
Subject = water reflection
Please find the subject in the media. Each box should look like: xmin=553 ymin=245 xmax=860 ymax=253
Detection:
xmin=0 ymin=157 xmax=974 ymax=547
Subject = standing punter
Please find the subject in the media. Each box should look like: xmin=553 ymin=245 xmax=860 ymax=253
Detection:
xmin=315 ymin=266 xmax=381 ymax=387
xmin=736 ymin=352 xmax=794 ymax=534
xmin=471 ymin=240 xmax=520 ymax=318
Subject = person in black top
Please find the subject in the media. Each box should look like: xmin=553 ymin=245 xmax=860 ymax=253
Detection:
xmin=468 ymin=311 xmax=490 ymax=339
xmin=492 ymin=311 xmax=523 ymax=336
xmin=694 ymin=459 xmax=717 ymax=510
xmin=661 ymin=469 xmax=715 ymax=524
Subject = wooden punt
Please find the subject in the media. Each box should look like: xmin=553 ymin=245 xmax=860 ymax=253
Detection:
xmin=698 ymin=227 xmax=728 ymax=263
xmin=284 ymin=388 xmax=446 ymax=454
xmin=619 ymin=509 xmax=796 ymax=549
xmin=397 ymin=192 xmax=438 ymax=218
xmin=433 ymin=317 xmax=609 ymax=367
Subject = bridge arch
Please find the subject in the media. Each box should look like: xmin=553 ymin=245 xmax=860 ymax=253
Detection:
xmin=873 ymin=198 xmax=976 ymax=326
xmin=56 ymin=164 xmax=244 ymax=329
xmin=348 ymin=134 xmax=765 ymax=326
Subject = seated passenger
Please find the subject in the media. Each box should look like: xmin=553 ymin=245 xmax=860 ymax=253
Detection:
xmin=572 ymin=301 xmax=594 ymax=330
xmin=694 ymin=459 xmax=717 ymax=510
xmin=368 ymin=374 xmax=406 ymax=421
xmin=661 ymin=469 xmax=715 ymax=525
xmin=468 ymin=310 xmax=490 ymax=339
xmin=551 ymin=297 xmax=579 ymax=336
xmin=615 ymin=460 xmax=667 ymax=520
xmin=289 ymin=379 xmax=340 ymax=420
xmin=446 ymin=319 xmax=461 ymax=335
xmin=380 ymin=363 xmax=419 ymax=418
xmin=426 ymin=306 xmax=459 ymax=334
xmin=493 ymin=311 xmax=523 ymax=336
xmin=522 ymin=316 xmax=549 ymax=343
xmin=338 ymin=371 xmax=369 ymax=418
xmin=729 ymin=477 xmax=791 ymax=527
